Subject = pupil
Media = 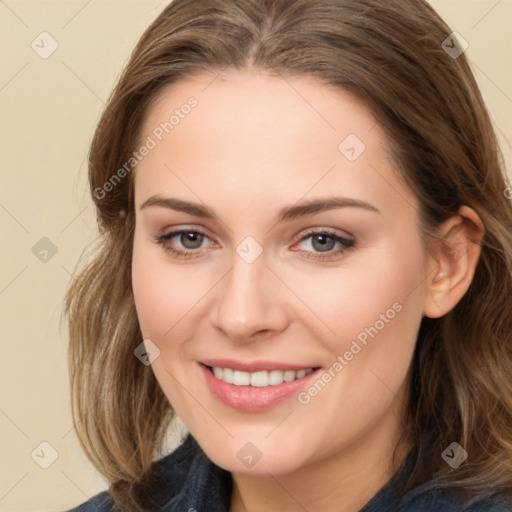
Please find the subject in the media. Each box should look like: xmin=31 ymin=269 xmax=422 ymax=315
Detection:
xmin=313 ymin=234 xmax=334 ymax=252
xmin=182 ymin=232 xmax=203 ymax=248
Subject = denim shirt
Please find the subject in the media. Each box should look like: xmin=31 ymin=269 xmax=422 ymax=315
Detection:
xmin=67 ymin=435 xmax=511 ymax=512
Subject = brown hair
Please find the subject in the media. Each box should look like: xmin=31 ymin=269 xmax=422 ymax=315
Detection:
xmin=63 ymin=0 xmax=512 ymax=509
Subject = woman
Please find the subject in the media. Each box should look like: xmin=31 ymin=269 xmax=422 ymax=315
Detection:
xmin=64 ymin=0 xmax=512 ymax=510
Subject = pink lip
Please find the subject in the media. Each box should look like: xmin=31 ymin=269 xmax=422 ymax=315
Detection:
xmin=198 ymin=362 xmax=321 ymax=412
xmin=199 ymin=358 xmax=318 ymax=372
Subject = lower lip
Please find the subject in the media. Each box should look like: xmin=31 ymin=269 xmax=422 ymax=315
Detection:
xmin=199 ymin=363 xmax=320 ymax=412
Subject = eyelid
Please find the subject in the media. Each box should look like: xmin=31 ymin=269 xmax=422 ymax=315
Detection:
xmin=290 ymin=227 xmax=355 ymax=261
xmin=159 ymin=225 xmax=215 ymax=242
xmin=295 ymin=226 xmax=354 ymax=242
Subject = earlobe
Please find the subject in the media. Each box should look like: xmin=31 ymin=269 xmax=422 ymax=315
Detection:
xmin=422 ymin=206 xmax=484 ymax=319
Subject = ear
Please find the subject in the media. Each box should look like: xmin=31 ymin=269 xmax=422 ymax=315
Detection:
xmin=422 ymin=206 xmax=484 ymax=319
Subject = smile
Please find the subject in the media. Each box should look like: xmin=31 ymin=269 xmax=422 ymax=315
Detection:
xmin=210 ymin=366 xmax=315 ymax=387
xmin=199 ymin=362 xmax=322 ymax=412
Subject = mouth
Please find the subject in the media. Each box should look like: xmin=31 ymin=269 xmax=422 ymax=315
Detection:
xmin=198 ymin=361 xmax=322 ymax=412
xmin=207 ymin=365 xmax=317 ymax=387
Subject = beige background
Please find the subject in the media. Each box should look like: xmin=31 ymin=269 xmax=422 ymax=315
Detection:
xmin=0 ymin=1 xmax=510 ymax=510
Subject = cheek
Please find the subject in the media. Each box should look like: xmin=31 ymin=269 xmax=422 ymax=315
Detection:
xmin=286 ymin=245 xmax=424 ymax=437
xmin=286 ymin=248 xmax=423 ymax=451
xmin=287 ymin=245 xmax=424 ymax=355
xmin=311 ymin=249 xmax=424 ymax=416
xmin=131 ymin=232 xmax=210 ymax=342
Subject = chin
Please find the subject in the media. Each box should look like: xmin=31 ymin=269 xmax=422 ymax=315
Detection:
xmin=193 ymin=430 xmax=315 ymax=476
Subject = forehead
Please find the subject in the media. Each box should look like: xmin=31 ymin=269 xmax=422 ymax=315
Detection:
xmin=141 ymin=68 xmax=380 ymax=151
xmin=134 ymin=69 xmax=415 ymax=218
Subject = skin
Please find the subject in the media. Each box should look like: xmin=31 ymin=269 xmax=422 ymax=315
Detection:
xmin=131 ymin=69 xmax=483 ymax=512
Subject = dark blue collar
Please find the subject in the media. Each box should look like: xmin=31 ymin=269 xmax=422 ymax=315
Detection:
xmin=154 ymin=435 xmax=510 ymax=512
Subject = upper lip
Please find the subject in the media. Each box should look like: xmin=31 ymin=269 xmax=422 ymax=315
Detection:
xmin=199 ymin=358 xmax=321 ymax=372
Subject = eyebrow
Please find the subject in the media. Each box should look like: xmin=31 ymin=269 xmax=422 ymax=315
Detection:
xmin=139 ymin=195 xmax=380 ymax=222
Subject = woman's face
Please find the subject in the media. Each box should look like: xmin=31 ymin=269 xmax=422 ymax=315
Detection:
xmin=132 ymin=69 xmax=430 ymax=475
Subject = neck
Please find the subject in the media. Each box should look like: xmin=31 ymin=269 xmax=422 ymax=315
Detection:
xmin=229 ymin=397 xmax=412 ymax=512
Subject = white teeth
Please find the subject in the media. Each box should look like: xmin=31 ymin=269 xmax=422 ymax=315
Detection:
xmin=250 ymin=371 xmax=269 ymax=387
xmin=232 ymin=370 xmax=250 ymax=386
xmin=211 ymin=367 xmax=315 ymax=387
xmin=223 ymin=367 xmax=234 ymax=384
xmin=268 ymin=370 xmax=284 ymax=385
xmin=283 ymin=370 xmax=295 ymax=382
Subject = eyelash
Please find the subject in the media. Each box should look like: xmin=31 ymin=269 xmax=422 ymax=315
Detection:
xmin=294 ymin=228 xmax=355 ymax=260
xmin=154 ymin=228 xmax=213 ymax=260
xmin=154 ymin=228 xmax=355 ymax=261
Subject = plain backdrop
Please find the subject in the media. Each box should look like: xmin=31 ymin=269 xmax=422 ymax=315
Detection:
xmin=0 ymin=0 xmax=511 ymax=510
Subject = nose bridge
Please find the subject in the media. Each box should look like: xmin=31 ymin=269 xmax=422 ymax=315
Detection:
xmin=211 ymin=245 xmax=285 ymax=340
xmin=227 ymin=253 xmax=262 ymax=305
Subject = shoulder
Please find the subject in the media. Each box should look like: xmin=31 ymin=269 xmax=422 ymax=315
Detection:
xmin=362 ymin=447 xmax=512 ymax=512
xmin=65 ymin=434 xmax=229 ymax=511
xmin=364 ymin=478 xmax=511 ymax=512
xmin=397 ymin=485 xmax=512 ymax=511
xmin=65 ymin=490 xmax=113 ymax=512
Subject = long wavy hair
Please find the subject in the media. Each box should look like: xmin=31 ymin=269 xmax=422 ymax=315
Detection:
xmin=63 ymin=0 xmax=512 ymax=509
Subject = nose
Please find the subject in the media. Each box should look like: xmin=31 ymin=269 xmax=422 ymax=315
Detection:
xmin=210 ymin=251 xmax=289 ymax=342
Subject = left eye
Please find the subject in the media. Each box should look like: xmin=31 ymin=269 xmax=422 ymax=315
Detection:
xmin=295 ymin=231 xmax=354 ymax=254
xmin=170 ymin=231 xmax=207 ymax=249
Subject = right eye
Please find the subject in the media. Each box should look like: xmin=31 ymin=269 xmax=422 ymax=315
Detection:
xmin=154 ymin=229 xmax=215 ymax=259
